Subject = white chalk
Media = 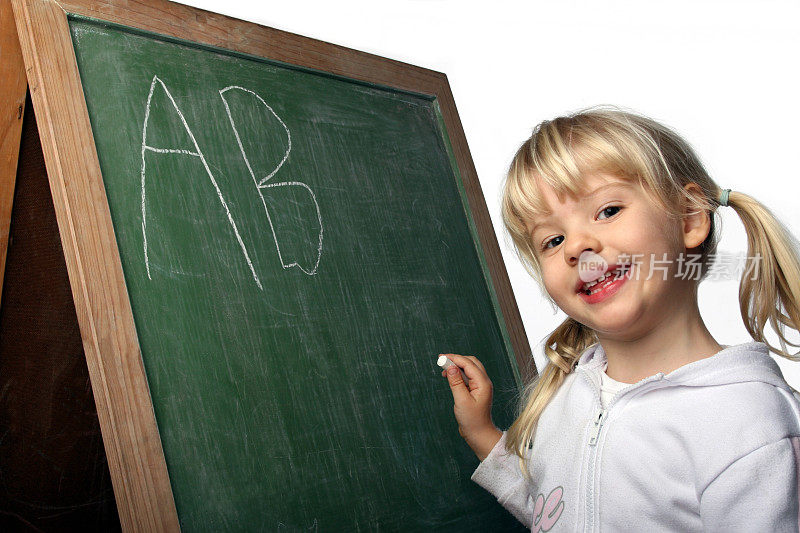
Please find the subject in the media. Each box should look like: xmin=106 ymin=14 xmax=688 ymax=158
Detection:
xmin=437 ymin=355 xmax=470 ymax=387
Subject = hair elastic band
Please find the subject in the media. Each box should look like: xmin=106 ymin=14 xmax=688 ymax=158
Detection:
xmin=718 ymin=189 xmax=732 ymax=207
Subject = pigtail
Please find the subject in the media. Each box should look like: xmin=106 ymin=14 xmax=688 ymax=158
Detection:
xmin=505 ymin=317 xmax=597 ymax=475
xmin=725 ymin=190 xmax=800 ymax=359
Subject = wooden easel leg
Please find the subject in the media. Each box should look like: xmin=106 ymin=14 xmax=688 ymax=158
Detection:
xmin=0 ymin=93 xmax=121 ymax=532
xmin=0 ymin=0 xmax=28 ymax=307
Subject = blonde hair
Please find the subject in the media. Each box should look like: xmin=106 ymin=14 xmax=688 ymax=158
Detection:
xmin=502 ymin=107 xmax=800 ymax=469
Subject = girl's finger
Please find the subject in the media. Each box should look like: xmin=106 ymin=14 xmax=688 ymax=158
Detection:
xmin=438 ymin=353 xmax=473 ymax=371
xmin=444 ymin=365 xmax=472 ymax=404
xmin=464 ymin=355 xmax=486 ymax=372
xmin=439 ymin=353 xmax=488 ymax=383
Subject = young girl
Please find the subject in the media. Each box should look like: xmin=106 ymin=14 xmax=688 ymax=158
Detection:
xmin=440 ymin=108 xmax=800 ymax=530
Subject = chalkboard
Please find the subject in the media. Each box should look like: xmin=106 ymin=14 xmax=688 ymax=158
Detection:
xmin=12 ymin=0 xmax=532 ymax=530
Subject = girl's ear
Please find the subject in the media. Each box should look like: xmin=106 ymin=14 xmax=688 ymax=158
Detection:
xmin=681 ymin=182 xmax=712 ymax=249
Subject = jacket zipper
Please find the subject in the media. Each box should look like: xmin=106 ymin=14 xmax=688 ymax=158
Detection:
xmin=584 ymin=407 xmax=605 ymax=533
xmin=580 ymin=368 xmax=664 ymax=532
xmin=588 ymin=409 xmax=607 ymax=446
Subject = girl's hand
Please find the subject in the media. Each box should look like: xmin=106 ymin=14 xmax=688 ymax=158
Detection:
xmin=438 ymin=353 xmax=502 ymax=461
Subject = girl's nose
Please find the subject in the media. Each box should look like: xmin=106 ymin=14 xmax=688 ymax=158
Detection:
xmin=564 ymin=233 xmax=602 ymax=265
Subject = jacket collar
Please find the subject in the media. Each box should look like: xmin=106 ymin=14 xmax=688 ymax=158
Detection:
xmin=574 ymin=341 xmax=793 ymax=392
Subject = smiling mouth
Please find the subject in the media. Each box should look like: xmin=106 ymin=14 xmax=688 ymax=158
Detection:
xmin=578 ymin=265 xmax=631 ymax=295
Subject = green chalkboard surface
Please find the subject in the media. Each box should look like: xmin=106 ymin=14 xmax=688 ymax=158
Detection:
xmin=69 ymin=16 xmax=525 ymax=531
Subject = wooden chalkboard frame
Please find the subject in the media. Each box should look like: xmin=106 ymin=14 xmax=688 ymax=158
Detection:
xmin=9 ymin=0 xmax=533 ymax=529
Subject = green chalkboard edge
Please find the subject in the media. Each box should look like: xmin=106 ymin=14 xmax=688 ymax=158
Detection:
xmin=67 ymin=13 xmax=436 ymax=104
xmin=432 ymin=101 xmax=523 ymax=390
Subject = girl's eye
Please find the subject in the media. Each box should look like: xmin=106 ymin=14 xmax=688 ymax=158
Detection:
xmin=540 ymin=206 xmax=622 ymax=250
xmin=542 ymin=235 xmax=563 ymax=250
xmin=598 ymin=205 xmax=622 ymax=220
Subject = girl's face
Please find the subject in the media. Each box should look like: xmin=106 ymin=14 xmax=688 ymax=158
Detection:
xmin=527 ymin=172 xmax=695 ymax=341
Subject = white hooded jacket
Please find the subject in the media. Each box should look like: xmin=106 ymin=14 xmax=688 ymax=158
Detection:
xmin=472 ymin=341 xmax=800 ymax=531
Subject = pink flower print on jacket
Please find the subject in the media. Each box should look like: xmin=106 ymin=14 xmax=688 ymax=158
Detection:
xmin=532 ymin=486 xmax=564 ymax=532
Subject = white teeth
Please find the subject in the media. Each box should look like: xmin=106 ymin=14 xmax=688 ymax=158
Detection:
xmin=581 ymin=267 xmax=628 ymax=293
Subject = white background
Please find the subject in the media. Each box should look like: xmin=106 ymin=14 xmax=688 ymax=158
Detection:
xmin=175 ymin=0 xmax=800 ymax=387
